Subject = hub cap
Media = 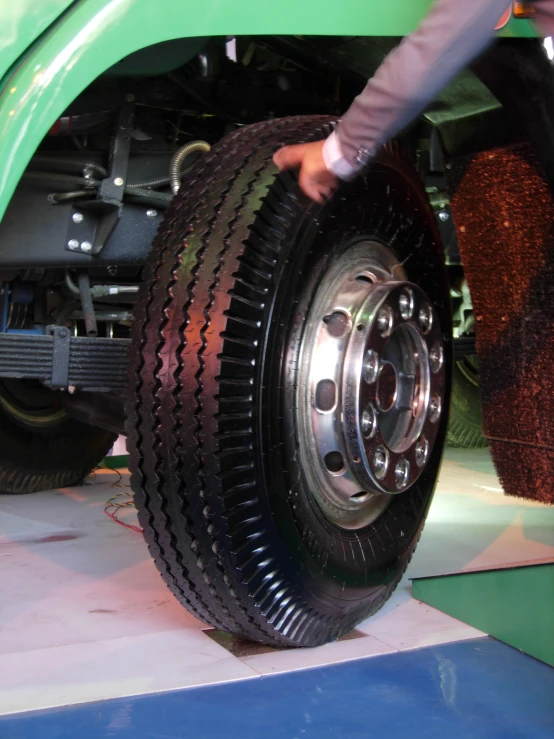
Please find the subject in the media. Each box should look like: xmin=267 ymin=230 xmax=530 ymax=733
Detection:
xmin=296 ymin=242 xmax=446 ymax=530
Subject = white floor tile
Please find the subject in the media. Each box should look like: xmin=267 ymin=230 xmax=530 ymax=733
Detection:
xmin=0 ymin=629 xmax=258 ymax=716
xmin=242 ymin=634 xmax=396 ymax=676
xmin=1 ymin=450 xmax=553 ymax=714
xmin=0 ymin=474 xmax=203 ymax=658
xmin=358 ymin=598 xmax=485 ymax=651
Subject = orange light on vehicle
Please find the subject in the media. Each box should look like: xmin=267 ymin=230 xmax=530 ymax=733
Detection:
xmin=513 ymin=2 xmax=536 ymax=19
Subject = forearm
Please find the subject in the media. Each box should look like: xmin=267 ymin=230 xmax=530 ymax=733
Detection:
xmin=324 ymin=0 xmax=512 ymax=179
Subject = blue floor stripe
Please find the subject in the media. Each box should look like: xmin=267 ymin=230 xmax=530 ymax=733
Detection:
xmin=2 ymin=638 xmax=553 ymax=738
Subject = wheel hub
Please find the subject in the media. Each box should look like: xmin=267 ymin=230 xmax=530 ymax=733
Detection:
xmin=297 ymin=242 xmax=446 ymax=530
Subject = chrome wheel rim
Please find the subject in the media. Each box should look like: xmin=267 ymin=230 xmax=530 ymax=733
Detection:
xmin=296 ymin=241 xmax=446 ymax=530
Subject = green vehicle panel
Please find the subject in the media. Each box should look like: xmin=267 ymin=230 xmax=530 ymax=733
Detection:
xmin=0 ymin=0 xmax=535 ymax=220
xmin=0 ymin=0 xmax=76 ymax=83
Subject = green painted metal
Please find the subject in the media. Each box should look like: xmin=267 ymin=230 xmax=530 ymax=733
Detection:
xmin=413 ymin=562 xmax=554 ymax=667
xmin=0 ymin=0 xmax=536 ymax=219
xmin=0 ymin=0 xmax=75 ymax=84
xmin=101 ymin=454 xmax=129 ymax=470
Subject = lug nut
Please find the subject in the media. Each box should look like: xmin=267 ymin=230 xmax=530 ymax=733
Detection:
xmin=72 ymin=212 xmax=84 ymax=224
xmin=415 ymin=437 xmax=429 ymax=467
xmin=67 ymin=239 xmax=79 ymax=250
xmin=398 ymin=289 xmax=414 ymax=321
xmin=429 ymin=394 xmax=441 ymax=423
xmin=80 ymin=241 xmax=93 ymax=253
xmin=418 ymin=305 xmax=433 ymax=333
xmin=373 ymin=447 xmax=389 ymax=479
xmin=429 ymin=343 xmax=444 ymax=374
xmin=363 ymin=350 xmax=380 ymax=384
xmin=361 ymin=404 xmax=378 ymax=439
xmin=395 ymin=458 xmax=410 ymax=489
xmin=377 ymin=305 xmax=394 ymax=337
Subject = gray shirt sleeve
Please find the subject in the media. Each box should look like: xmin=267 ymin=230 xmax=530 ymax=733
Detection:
xmin=323 ymin=0 xmax=514 ymax=179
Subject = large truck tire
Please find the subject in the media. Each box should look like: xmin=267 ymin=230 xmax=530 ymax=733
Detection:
xmin=0 ymin=379 xmax=116 ymax=494
xmin=447 ymin=358 xmax=487 ymax=448
xmin=127 ymin=117 xmax=452 ymax=647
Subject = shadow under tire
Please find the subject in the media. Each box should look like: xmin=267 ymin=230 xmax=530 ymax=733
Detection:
xmin=0 ymin=379 xmax=116 ymax=494
xmin=127 ymin=116 xmax=452 ymax=647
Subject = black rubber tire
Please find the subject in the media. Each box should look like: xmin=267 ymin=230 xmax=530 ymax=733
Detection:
xmin=0 ymin=379 xmax=116 ymax=494
xmin=127 ymin=116 xmax=452 ymax=647
xmin=447 ymin=359 xmax=487 ymax=448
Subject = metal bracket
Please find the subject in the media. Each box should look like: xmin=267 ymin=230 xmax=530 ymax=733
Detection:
xmin=65 ymin=97 xmax=135 ymax=257
xmin=98 ymin=98 xmax=135 ymax=206
xmin=420 ymin=127 xmax=462 ymax=266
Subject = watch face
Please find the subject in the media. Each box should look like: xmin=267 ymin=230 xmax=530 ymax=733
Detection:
xmin=495 ymin=7 xmax=512 ymax=31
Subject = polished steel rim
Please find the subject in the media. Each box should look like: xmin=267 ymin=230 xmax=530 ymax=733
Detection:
xmin=296 ymin=241 xmax=446 ymax=530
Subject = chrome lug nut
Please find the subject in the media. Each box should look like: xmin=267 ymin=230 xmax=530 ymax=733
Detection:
xmin=418 ymin=304 xmax=433 ymax=333
xmin=80 ymin=241 xmax=93 ymax=254
xmin=377 ymin=305 xmax=394 ymax=337
xmin=429 ymin=394 xmax=441 ymax=423
xmin=67 ymin=239 xmax=79 ymax=251
xmin=72 ymin=212 xmax=84 ymax=224
xmin=361 ymin=404 xmax=378 ymax=439
xmin=429 ymin=343 xmax=444 ymax=374
xmin=373 ymin=447 xmax=389 ymax=479
xmin=363 ymin=350 xmax=380 ymax=384
xmin=398 ymin=289 xmax=414 ymax=321
xmin=395 ymin=458 xmax=410 ymax=489
xmin=415 ymin=437 xmax=429 ymax=467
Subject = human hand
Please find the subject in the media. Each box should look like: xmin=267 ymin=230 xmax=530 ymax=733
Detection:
xmin=273 ymin=140 xmax=339 ymax=204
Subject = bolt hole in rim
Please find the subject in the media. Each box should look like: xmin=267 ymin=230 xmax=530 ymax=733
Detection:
xmin=323 ymin=311 xmax=351 ymax=338
xmin=297 ymin=241 xmax=446 ymax=530
xmin=324 ymin=451 xmax=346 ymax=475
xmin=315 ymin=379 xmax=337 ymax=413
xmin=355 ymin=273 xmax=376 ymax=285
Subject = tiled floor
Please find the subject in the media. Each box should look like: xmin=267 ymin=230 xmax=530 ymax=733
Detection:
xmin=3 ymin=638 xmax=553 ymax=739
xmin=1 ymin=449 xmax=553 ymax=717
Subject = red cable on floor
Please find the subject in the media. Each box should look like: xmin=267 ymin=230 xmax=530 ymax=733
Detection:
xmin=96 ymin=467 xmax=143 ymax=534
xmin=104 ymin=496 xmax=143 ymax=534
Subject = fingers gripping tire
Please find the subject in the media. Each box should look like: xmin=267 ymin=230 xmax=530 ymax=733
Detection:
xmin=127 ymin=116 xmax=452 ymax=647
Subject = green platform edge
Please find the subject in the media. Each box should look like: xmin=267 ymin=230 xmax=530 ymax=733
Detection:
xmin=412 ymin=562 xmax=554 ymax=667
xmin=101 ymin=454 xmax=129 ymax=470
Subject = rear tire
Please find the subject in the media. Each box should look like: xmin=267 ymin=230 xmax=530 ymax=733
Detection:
xmin=447 ymin=358 xmax=487 ymax=448
xmin=127 ymin=116 xmax=452 ymax=647
xmin=0 ymin=379 xmax=116 ymax=494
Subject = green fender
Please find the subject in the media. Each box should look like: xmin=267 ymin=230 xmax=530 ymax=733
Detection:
xmin=0 ymin=0 xmax=535 ymax=220
xmin=0 ymin=0 xmax=75 ymax=82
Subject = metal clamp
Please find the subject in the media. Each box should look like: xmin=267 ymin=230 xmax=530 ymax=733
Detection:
xmin=49 ymin=325 xmax=71 ymax=389
xmin=65 ymin=97 xmax=135 ymax=257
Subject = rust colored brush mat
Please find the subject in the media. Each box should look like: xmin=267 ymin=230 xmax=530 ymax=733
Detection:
xmin=449 ymin=144 xmax=554 ymax=503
